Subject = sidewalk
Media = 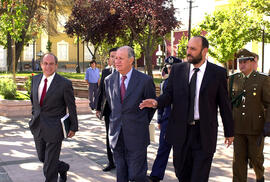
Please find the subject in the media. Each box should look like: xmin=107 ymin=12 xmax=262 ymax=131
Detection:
xmin=0 ymin=112 xmax=269 ymax=182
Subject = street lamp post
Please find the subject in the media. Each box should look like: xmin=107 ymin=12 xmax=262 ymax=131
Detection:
xmin=187 ymin=0 xmax=194 ymax=40
xmin=76 ymin=35 xmax=81 ymax=73
xmin=262 ymin=28 xmax=265 ymax=73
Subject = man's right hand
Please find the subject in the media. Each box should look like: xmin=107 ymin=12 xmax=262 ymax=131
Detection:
xmin=139 ymin=99 xmax=157 ymax=109
xmin=96 ymin=110 xmax=101 ymax=119
xmin=158 ymin=123 xmax=161 ymax=130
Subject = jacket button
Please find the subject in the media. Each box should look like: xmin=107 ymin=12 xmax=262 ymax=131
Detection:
xmin=242 ymin=113 xmax=245 ymax=115
xmin=242 ymin=105 xmax=245 ymax=108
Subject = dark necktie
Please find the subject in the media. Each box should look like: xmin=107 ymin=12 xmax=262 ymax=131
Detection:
xmin=188 ymin=68 xmax=200 ymax=123
xmin=40 ymin=78 xmax=47 ymax=106
xmin=120 ymin=75 xmax=127 ymax=104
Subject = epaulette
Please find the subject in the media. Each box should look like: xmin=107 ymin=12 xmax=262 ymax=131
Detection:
xmin=229 ymin=72 xmax=241 ymax=78
xmin=257 ymin=72 xmax=269 ymax=77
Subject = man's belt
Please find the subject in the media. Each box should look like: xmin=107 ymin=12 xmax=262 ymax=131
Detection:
xmin=189 ymin=120 xmax=199 ymax=125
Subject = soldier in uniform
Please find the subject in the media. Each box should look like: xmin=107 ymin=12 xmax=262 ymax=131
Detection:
xmin=229 ymin=49 xmax=270 ymax=182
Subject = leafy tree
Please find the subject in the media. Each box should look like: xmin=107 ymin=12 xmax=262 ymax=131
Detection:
xmin=0 ymin=0 xmax=74 ymax=71
xmin=0 ymin=0 xmax=27 ymax=71
xmin=247 ymin=0 xmax=270 ymax=42
xmin=198 ymin=1 xmax=258 ymax=66
xmin=177 ymin=28 xmax=202 ymax=59
xmin=97 ymin=30 xmax=142 ymax=68
xmin=111 ymin=0 xmax=179 ymax=77
xmin=65 ymin=0 xmax=124 ymax=61
xmin=249 ymin=0 xmax=270 ymax=16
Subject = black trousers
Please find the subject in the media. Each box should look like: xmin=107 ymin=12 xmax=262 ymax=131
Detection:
xmin=173 ymin=124 xmax=214 ymax=182
xmin=34 ymin=136 xmax=69 ymax=182
xmin=104 ymin=114 xmax=114 ymax=165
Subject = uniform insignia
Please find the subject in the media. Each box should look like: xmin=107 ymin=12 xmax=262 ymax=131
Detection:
xmin=253 ymin=92 xmax=256 ymax=96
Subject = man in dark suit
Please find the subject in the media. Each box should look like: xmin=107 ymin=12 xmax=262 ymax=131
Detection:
xmin=140 ymin=36 xmax=234 ymax=182
xmin=29 ymin=53 xmax=78 ymax=182
xmin=96 ymin=47 xmax=118 ymax=172
xmin=104 ymin=46 xmax=156 ymax=182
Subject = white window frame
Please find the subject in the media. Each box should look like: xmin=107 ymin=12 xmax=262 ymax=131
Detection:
xmin=57 ymin=40 xmax=69 ymax=61
xmin=24 ymin=44 xmax=34 ymax=61
xmin=84 ymin=43 xmax=94 ymax=61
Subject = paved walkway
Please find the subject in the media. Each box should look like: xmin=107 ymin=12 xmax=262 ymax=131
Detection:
xmin=0 ymin=112 xmax=269 ymax=182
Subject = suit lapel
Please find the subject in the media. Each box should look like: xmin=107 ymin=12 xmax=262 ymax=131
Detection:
xmin=199 ymin=62 xmax=212 ymax=94
xmin=113 ymin=72 xmax=121 ymax=103
xmin=124 ymin=69 xmax=138 ymax=101
xmin=183 ymin=62 xmax=190 ymax=94
xmin=33 ymin=74 xmax=42 ymax=105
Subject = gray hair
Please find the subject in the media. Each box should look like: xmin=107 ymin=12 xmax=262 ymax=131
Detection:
xmin=41 ymin=53 xmax=58 ymax=64
xmin=118 ymin=46 xmax=135 ymax=59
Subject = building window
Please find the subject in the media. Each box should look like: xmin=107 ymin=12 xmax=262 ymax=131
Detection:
xmin=24 ymin=44 xmax=34 ymax=60
xmin=57 ymin=14 xmax=68 ymax=33
xmin=57 ymin=41 xmax=69 ymax=61
xmin=84 ymin=43 xmax=94 ymax=61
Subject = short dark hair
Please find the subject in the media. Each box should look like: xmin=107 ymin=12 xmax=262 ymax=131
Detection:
xmin=193 ymin=36 xmax=209 ymax=49
xmin=90 ymin=60 xmax=96 ymax=65
xmin=109 ymin=47 xmax=118 ymax=55
xmin=41 ymin=53 xmax=58 ymax=64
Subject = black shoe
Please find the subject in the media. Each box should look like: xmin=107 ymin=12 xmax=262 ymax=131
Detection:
xmin=147 ymin=175 xmax=160 ymax=182
xmin=102 ymin=164 xmax=115 ymax=172
xmin=257 ymin=177 xmax=264 ymax=182
xmin=59 ymin=164 xmax=70 ymax=182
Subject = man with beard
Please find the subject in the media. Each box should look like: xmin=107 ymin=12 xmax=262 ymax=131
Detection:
xmin=140 ymin=36 xmax=234 ymax=182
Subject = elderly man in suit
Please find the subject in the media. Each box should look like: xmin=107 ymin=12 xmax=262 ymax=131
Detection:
xmin=96 ymin=47 xmax=118 ymax=172
xmin=104 ymin=46 xmax=156 ymax=182
xmin=140 ymin=36 xmax=234 ymax=182
xmin=29 ymin=53 xmax=78 ymax=182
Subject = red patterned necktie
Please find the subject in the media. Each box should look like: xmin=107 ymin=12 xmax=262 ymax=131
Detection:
xmin=40 ymin=78 xmax=47 ymax=106
xmin=120 ymin=75 xmax=127 ymax=104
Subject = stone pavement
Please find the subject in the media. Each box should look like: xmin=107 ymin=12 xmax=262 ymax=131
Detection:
xmin=0 ymin=112 xmax=269 ymax=182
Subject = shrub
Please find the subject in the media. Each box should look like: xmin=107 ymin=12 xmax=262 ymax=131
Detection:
xmin=0 ymin=78 xmax=17 ymax=99
xmin=24 ymin=73 xmax=34 ymax=95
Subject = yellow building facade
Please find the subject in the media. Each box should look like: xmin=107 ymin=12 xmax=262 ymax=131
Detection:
xmin=20 ymin=9 xmax=94 ymax=72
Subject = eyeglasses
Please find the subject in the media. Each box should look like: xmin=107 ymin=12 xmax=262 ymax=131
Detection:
xmin=42 ymin=62 xmax=56 ymax=66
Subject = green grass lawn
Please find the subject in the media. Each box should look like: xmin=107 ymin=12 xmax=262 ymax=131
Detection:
xmin=0 ymin=91 xmax=29 ymax=100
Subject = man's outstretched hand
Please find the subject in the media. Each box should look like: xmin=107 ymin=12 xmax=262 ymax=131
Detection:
xmin=139 ymin=99 xmax=157 ymax=109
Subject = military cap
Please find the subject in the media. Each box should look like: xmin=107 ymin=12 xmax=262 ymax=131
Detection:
xmin=236 ymin=49 xmax=255 ymax=62
xmin=164 ymin=56 xmax=182 ymax=65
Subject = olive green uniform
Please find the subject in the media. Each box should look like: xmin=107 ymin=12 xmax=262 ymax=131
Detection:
xmin=229 ymin=71 xmax=270 ymax=182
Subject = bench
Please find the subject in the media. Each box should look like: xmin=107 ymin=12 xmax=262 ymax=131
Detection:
xmin=65 ymin=64 xmax=77 ymax=69
xmin=24 ymin=64 xmax=31 ymax=70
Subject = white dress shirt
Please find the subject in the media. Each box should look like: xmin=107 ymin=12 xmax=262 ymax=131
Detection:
xmin=189 ymin=61 xmax=207 ymax=120
xmin=38 ymin=73 xmax=56 ymax=103
xmin=119 ymin=68 xmax=133 ymax=90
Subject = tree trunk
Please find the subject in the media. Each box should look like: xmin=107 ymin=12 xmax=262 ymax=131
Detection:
xmin=15 ymin=30 xmax=27 ymax=71
xmin=7 ymin=33 xmax=12 ymax=72
xmin=144 ymin=48 xmax=153 ymax=78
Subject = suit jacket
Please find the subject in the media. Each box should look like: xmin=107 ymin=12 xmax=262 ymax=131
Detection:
xmin=104 ymin=68 xmax=156 ymax=150
xmin=96 ymin=68 xmax=112 ymax=119
xmin=157 ymin=62 xmax=234 ymax=154
xmin=29 ymin=73 xmax=78 ymax=142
